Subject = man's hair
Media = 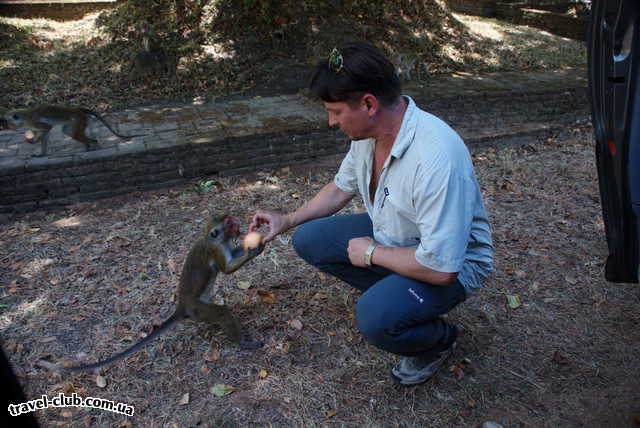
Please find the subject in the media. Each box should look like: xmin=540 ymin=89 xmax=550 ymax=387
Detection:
xmin=309 ymin=42 xmax=401 ymax=107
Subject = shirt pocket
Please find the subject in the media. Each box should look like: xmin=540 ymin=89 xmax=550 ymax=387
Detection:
xmin=378 ymin=193 xmax=419 ymax=247
xmin=382 ymin=192 xmax=414 ymax=220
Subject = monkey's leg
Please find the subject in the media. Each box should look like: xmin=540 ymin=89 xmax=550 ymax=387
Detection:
xmin=30 ymin=124 xmax=52 ymax=157
xmin=64 ymin=118 xmax=98 ymax=152
xmin=192 ymin=301 xmax=263 ymax=349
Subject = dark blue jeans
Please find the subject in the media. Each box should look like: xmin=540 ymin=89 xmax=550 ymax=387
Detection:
xmin=292 ymin=213 xmax=466 ymax=358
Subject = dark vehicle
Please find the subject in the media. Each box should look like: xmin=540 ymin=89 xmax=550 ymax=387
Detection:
xmin=588 ymin=0 xmax=639 ymax=283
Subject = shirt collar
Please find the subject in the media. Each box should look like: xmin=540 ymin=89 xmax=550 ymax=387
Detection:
xmin=389 ymin=95 xmax=418 ymax=160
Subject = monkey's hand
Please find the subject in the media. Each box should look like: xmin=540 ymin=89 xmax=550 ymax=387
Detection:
xmin=231 ymin=243 xmax=263 ymax=259
xmin=248 ymin=244 xmax=265 ymax=258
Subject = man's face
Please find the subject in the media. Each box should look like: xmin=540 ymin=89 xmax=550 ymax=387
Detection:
xmin=323 ymin=97 xmax=372 ymax=140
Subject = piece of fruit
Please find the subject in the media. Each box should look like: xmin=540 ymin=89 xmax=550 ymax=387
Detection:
xmin=243 ymin=231 xmax=263 ymax=250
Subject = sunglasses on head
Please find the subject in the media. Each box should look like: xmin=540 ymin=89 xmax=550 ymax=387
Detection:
xmin=328 ymin=48 xmax=344 ymax=73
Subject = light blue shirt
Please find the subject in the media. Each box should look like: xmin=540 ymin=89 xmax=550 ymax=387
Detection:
xmin=334 ymin=96 xmax=493 ymax=292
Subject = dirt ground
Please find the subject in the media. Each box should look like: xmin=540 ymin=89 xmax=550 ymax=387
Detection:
xmin=1 ymin=119 xmax=639 ymax=427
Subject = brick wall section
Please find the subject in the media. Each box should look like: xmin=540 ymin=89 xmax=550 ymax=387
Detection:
xmin=446 ymin=0 xmax=495 ymax=16
xmin=0 ymin=128 xmax=347 ymax=213
xmin=520 ymin=8 xmax=587 ymax=40
xmin=0 ymin=70 xmax=590 ymax=214
xmin=446 ymin=0 xmax=588 ymax=40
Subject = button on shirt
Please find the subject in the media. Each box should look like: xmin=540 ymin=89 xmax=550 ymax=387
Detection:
xmin=334 ymin=96 xmax=493 ymax=292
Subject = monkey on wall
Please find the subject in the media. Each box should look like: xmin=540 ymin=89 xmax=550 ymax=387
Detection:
xmin=37 ymin=212 xmax=265 ymax=373
xmin=394 ymin=54 xmax=418 ymax=81
xmin=5 ymin=105 xmax=146 ymax=157
xmin=129 ymin=22 xmax=169 ymax=79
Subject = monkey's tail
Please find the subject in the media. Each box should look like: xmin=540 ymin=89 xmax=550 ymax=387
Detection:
xmin=86 ymin=110 xmax=147 ymax=140
xmin=36 ymin=313 xmax=182 ymax=373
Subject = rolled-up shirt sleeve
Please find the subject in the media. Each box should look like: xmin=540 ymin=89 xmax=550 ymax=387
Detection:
xmin=413 ymin=165 xmax=474 ymax=273
xmin=334 ymin=143 xmax=359 ymax=195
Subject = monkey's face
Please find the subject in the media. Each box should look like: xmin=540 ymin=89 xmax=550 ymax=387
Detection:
xmin=221 ymin=215 xmax=241 ymax=239
xmin=206 ymin=213 xmax=241 ymax=243
xmin=5 ymin=112 xmax=23 ymax=129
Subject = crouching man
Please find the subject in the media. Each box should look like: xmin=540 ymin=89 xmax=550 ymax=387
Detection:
xmin=250 ymin=42 xmax=493 ymax=386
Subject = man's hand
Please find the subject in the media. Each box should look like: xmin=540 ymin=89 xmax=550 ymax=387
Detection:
xmin=348 ymin=237 xmax=375 ymax=267
xmin=249 ymin=212 xmax=293 ymax=243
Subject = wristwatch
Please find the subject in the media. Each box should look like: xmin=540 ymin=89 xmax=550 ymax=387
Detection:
xmin=364 ymin=242 xmax=378 ymax=267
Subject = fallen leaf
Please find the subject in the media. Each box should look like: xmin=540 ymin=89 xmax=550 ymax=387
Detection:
xmin=61 ymin=410 xmax=73 ymax=418
xmin=167 ymin=258 xmax=177 ymax=275
xmin=204 ymin=348 xmax=220 ymax=362
xmin=96 ymin=375 xmax=107 ymax=388
xmin=552 ymin=350 xmax=570 ymax=365
xmin=258 ymin=290 xmax=277 ymax=304
xmin=326 ymin=410 xmax=337 ymax=418
xmin=288 ymin=319 xmax=303 ymax=330
xmin=178 ymin=392 xmax=189 ymax=406
xmin=237 ymin=280 xmax=252 ymax=290
xmin=482 ymin=422 xmax=505 ymax=428
xmin=50 ymin=382 xmax=67 ymax=391
xmin=68 ymin=244 xmax=82 ymax=253
xmin=506 ymin=295 xmax=521 ymax=309
xmin=210 ymin=384 xmax=235 ymax=397
xmin=452 ymin=365 xmax=465 ymax=380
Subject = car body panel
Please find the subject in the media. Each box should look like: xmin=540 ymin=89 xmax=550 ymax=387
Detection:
xmin=588 ymin=0 xmax=639 ymax=283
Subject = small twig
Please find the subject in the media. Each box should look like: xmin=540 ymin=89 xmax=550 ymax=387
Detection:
xmin=503 ymin=367 xmax=544 ymax=390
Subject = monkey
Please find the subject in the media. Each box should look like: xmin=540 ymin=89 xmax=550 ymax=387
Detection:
xmin=129 ymin=22 xmax=169 ymax=79
xmin=129 ymin=49 xmax=169 ymax=78
xmin=5 ymin=105 xmax=146 ymax=157
xmin=36 ymin=213 xmax=265 ymax=373
xmin=394 ymin=54 xmax=418 ymax=81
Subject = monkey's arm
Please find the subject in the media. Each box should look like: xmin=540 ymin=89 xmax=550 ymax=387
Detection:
xmin=218 ymin=245 xmax=263 ymax=275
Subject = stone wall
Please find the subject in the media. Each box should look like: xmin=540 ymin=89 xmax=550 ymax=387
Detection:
xmin=520 ymin=8 xmax=587 ymax=40
xmin=0 ymin=84 xmax=590 ymax=214
xmin=447 ymin=0 xmax=588 ymax=40
xmin=445 ymin=0 xmax=495 ymax=17
xmin=0 ymin=128 xmax=347 ymax=213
